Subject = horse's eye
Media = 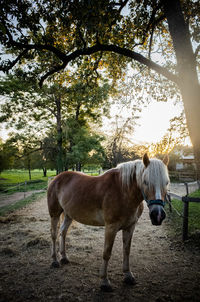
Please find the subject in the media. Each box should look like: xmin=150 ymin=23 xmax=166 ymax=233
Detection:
xmin=144 ymin=180 xmax=148 ymax=186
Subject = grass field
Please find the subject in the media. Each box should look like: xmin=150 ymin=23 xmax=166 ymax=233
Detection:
xmin=0 ymin=170 xmax=56 ymax=193
xmin=0 ymin=170 xmax=55 ymax=216
xmin=168 ymin=189 xmax=200 ymax=238
xmin=0 ymin=169 xmax=56 ymax=184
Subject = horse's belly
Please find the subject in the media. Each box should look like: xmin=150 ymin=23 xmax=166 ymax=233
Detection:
xmin=70 ymin=209 xmax=105 ymax=226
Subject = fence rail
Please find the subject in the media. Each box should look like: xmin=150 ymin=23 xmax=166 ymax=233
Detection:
xmin=167 ymin=181 xmax=200 ymax=241
xmin=0 ymin=180 xmax=47 ymax=204
xmin=169 ymin=170 xmax=198 ymax=181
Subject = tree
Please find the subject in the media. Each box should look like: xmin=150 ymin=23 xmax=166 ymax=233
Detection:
xmin=0 ymin=137 xmax=19 ymax=173
xmin=133 ymin=111 xmax=190 ymax=159
xmin=5 ymin=131 xmax=43 ymax=180
xmin=0 ymin=73 xmax=110 ymax=173
xmin=104 ymin=115 xmax=135 ymax=167
xmin=0 ymin=0 xmax=199 ymax=172
xmin=151 ymin=111 xmax=190 ymax=156
xmin=64 ymin=118 xmax=105 ymax=171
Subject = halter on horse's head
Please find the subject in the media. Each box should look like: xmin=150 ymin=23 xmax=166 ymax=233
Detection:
xmin=141 ymin=153 xmax=169 ymax=225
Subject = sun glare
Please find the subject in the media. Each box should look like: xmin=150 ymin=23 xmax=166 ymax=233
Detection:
xmin=102 ymin=99 xmax=186 ymax=147
xmin=133 ymin=100 xmax=184 ymax=144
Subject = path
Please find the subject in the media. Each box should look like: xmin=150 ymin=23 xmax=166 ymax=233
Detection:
xmin=0 ymin=191 xmax=200 ymax=302
xmin=0 ymin=190 xmax=46 ymax=208
xmin=169 ymin=182 xmax=199 ymax=196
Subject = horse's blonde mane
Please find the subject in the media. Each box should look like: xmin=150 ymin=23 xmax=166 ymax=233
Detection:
xmin=117 ymin=158 xmax=169 ymax=190
xmin=145 ymin=159 xmax=169 ymax=191
xmin=117 ymin=160 xmax=144 ymax=188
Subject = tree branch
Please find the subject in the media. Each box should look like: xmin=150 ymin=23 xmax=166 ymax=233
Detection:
xmin=1 ymin=20 xmax=67 ymax=63
xmin=117 ymin=0 xmax=129 ymax=14
xmin=0 ymin=49 xmax=29 ymax=73
xmin=133 ymin=4 xmax=165 ymax=49
xmin=1 ymin=20 xmax=180 ymax=87
xmin=45 ymin=106 xmax=57 ymax=118
xmin=39 ymin=62 xmax=67 ymax=87
xmin=94 ymin=44 xmax=180 ymax=84
xmin=41 ymin=43 xmax=179 ymax=85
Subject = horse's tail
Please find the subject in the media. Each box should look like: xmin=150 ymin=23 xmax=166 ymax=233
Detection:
xmin=47 ymin=176 xmax=63 ymax=218
xmin=47 ymin=176 xmax=54 ymax=188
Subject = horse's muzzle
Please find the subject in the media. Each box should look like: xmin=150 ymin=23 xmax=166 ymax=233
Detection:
xmin=149 ymin=205 xmax=166 ymax=226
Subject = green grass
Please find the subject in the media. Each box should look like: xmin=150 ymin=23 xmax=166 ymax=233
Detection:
xmin=0 ymin=169 xmax=56 ymax=193
xmin=0 ymin=192 xmax=45 ymax=216
xmin=167 ymin=189 xmax=200 ymax=237
xmin=0 ymin=169 xmax=100 ymax=194
xmin=0 ymin=169 xmax=56 ymax=184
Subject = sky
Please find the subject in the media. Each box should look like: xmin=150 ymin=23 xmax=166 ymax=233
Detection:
xmin=101 ymin=98 xmax=185 ymax=145
xmin=133 ymin=100 xmax=182 ymax=144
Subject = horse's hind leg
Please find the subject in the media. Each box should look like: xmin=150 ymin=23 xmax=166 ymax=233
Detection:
xmin=59 ymin=214 xmax=72 ymax=265
xmin=50 ymin=215 xmax=60 ymax=268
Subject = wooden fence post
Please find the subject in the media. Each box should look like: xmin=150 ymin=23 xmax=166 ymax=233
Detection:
xmin=182 ymin=182 xmax=189 ymax=241
xmin=182 ymin=200 xmax=189 ymax=241
xmin=24 ymin=181 xmax=27 ymax=199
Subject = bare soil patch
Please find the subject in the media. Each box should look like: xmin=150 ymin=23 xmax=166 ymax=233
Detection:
xmin=0 ymin=190 xmax=46 ymax=208
xmin=0 ymin=194 xmax=200 ymax=302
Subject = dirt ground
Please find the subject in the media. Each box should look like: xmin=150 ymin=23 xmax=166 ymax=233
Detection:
xmin=0 ymin=190 xmax=46 ymax=208
xmin=0 ymin=191 xmax=200 ymax=302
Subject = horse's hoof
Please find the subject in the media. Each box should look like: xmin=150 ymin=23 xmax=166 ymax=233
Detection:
xmin=100 ymin=279 xmax=113 ymax=292
xmin=50 ymin=261 xmax=60 ymax=268
xmin=123 ymin=272 xmax=136 ymax=285
xmin=60 ymin=257 xmax=69 ymax=265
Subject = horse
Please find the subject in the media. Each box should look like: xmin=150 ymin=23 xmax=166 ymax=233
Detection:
xmin=47 ymin=153 xmax=169 ymax=291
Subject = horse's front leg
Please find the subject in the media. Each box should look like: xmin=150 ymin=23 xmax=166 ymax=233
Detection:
xmin=122 ymin=224 xmax=136 ymax=285
xmin=100 ymin=224 xmax=118 ymax=292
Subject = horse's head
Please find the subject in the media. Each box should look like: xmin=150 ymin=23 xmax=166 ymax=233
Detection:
xmin=142 ymin=153 xmax=169 ymax=226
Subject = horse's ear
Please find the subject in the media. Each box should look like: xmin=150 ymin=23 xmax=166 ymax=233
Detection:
xmin=143 ymin=153 xmax=150 ymax=167
xmin=163 ymin=154 xmax=169 ymax=166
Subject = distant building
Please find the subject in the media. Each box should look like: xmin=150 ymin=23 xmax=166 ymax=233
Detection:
xmin=176 ymin=153 xmax=195 ymax=170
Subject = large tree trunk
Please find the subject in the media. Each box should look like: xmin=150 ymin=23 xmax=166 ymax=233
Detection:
xmin=180 ymin=84 xmax=200 ymax=178
xmin=163 ymin=0 xmax=200 ymax=178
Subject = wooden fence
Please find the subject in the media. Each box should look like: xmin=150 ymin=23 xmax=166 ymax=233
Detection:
xmin=167 ymin=181 xmax=200 ymax=241
xmin=169 ymin=170 xmax=198 ymax=181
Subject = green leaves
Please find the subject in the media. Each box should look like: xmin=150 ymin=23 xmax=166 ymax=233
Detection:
xmin=64 ymin=118 xmax=105 ymax=167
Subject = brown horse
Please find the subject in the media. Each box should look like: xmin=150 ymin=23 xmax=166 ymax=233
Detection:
xmin=47 ymin=153 xmax=169 ymax=291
